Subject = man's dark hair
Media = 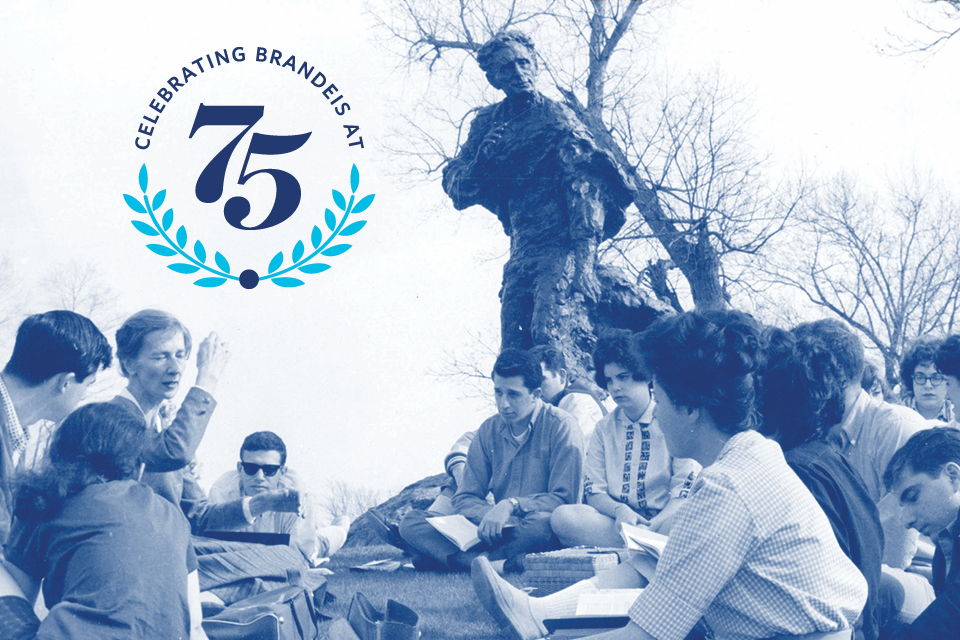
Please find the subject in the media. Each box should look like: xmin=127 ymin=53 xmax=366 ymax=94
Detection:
xmin=759 ymin=328 xmax=846 ymax=450
xmin=4 ymin=311 xmax=112 ymax=386
xmin=884 ymin=427 xmax=960 ymax=491
xmin=492 ymin=348 xmax=544 ymax=391
xmin=592 ymin=329 xmax=645 ymax=390
xmin=241 ymin=430 xmax=287 ymax=466
xmin=477 ymin=30 xmax=537 ymax=76
xmin=792 ymin=319 xmax=864 ymax=386
xmin=899 ymin=335 xmax=944 ymax=399
xmin=529 ymin=345 xmax=565 ymax=376
xmin=936 ymin=334 xmax=960 ymax=379
xmin=116 ymin=309 xmax=193 ymax=377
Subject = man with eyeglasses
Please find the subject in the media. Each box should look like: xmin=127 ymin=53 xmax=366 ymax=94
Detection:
xmin=935 ymin=336 xmax=960 ymax=430
xmin=205 ymin=431 xmax=350 ymax=564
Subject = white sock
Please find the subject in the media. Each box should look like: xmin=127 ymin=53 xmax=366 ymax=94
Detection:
xmin=528 ymin=580 xmax=598 ymax=621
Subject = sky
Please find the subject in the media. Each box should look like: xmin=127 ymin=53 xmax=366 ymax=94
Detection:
xmin=2 ymin=0 xmax=959 ymax=507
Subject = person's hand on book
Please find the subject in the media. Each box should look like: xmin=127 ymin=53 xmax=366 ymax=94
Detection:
xmin=614 ymin=503 xmax=649 ymax=531
xmin=478 ymin=500 xmax=514 ymax=544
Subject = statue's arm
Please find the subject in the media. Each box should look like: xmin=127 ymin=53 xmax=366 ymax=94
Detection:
xmin=441 ymin=108 xmax=499 ymax=212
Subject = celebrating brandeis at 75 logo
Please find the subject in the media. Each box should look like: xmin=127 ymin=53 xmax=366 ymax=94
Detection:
xmin=123 ymin=45 xmax=374 ymax=290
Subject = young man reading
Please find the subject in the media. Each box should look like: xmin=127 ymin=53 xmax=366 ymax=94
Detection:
xmin=883 ymin=427 xmax=960 ymax=638
xmin=399 ymin=348 xmax=583 ymax=572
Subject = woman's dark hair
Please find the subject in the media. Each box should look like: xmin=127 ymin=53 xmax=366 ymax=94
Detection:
xmin=592 ymin=329 xmax=645 ymax=390
xmin=632 ymin=310 xmax=764 ymax=435
xmin=14 ymin=403 xmax=147 ymax=521
xmin=899 ymin=335 xmax=944 ymax=400
xmin=115 ymin=309 xmax=192 ymax=377
xmin=758 ymin=328 xmax=846 ymax=450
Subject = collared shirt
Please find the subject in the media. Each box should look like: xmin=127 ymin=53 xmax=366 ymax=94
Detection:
xmin=936 ymin=511 xmax=960 ymax=578
xmin=628 ymin=430 xmax=867 ymax=640
xmin=837 ymin=390 xmax=928 ymax=503
xmin=583 ymin=403 xmax=699 ymax=516
xmin=453 ymin=399 xmax=583 ymax=520
xmin=0 ymin=375 xmax=28 ymax=466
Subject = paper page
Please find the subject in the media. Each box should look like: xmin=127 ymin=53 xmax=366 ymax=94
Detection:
xmin=425 ymin=514 xmax=480 ymax=551
xmin=619 ymin=523 xmax=668 ymax=558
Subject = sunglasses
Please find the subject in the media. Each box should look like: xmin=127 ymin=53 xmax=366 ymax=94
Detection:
xmin=240 ymin=462 xmax=282 ymax=477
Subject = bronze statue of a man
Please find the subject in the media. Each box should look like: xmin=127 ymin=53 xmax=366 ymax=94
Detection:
xmin=442 ymin=31 xmax=635 ymax=357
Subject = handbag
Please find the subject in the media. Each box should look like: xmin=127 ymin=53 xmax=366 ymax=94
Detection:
xmin=203 ymin=584 xmax=319 ymax=640
xmin=345 ymin=592 xmax=420 ymax=640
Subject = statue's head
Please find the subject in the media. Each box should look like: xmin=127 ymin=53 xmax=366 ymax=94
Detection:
xmin=477 ymin=31 xmax=539 ymax=98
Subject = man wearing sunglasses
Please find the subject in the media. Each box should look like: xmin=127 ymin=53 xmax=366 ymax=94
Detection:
xmin=206 ymin=431 xmax=350 ymax=564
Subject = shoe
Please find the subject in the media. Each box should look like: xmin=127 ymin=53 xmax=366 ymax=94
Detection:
xmin=471 ymin=556 xmax=547 ymax=640
xmin=368 ymin=509 xmax=409 ymax=552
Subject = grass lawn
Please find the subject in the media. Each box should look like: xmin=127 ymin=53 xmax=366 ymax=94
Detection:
xmin=318 ymin=545 xmax=510 ymax=639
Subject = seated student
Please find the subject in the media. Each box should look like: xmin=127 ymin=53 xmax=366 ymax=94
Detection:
xmin=207 ymin=430 xmax=350 ymax=564
xmin=400 ymin=348 xmax=583 ymax=573
xmin=426 ymin=345 xmax=607 ymax=518
xmin=0 ymin=310 xmax=112 ymax=546
xmin=761 ymin=328 xmax=884 ymax=640
xmin=900 ymin=336 xmax=953 ymax=423
xmin=550 ymin=329 xmax=699 ymax=547
xmin=936 ymin=334 xmax=960 ymax=429
xmin=529 ymin=345 xmax=609 ymax=445
xmin=0 ymin=403 xmax=203 ymax=639
xmin=472 ymin=311 xmax=867 ymax=640
xmin=882 ymin=427 xmax=960 ymax=638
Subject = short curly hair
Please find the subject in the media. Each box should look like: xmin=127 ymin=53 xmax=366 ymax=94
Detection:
xmin=477 ymin=31 xmax=537 ymax=76
xmin=900 ymin=335 xmax=944 ymax=399
xmin=592 ymin=329 xmax=645 ymax=390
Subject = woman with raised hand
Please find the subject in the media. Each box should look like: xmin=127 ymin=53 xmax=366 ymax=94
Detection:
xmin=0 ymin=403 xmax=204 ymax=639
xmin=472 ymin=310 xmax=868 ymax=640
xmin=112 ymin=309 xmax=230 ymax=505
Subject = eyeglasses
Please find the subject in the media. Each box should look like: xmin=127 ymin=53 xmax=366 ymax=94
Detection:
xmin=912 ymin=372 xmax=945 ymax=387
xmin=240 ymin=462 xmax=281 ymax=477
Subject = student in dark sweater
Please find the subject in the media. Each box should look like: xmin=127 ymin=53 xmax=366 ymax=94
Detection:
xmin=760 ymin=328 xmax=884 ymax=640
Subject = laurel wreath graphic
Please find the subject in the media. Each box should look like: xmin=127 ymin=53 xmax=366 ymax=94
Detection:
xmin=123 ymin=164 xmax=374 ymax=289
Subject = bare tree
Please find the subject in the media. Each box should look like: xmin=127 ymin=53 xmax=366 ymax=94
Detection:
xmin=0 ymin=257 xmax=26 ymax=346
xmin=372 ymin=0 xmax=805 ymax=311
xmin=317 ymin=480 xmax=385 ymax=521
xmin=887 ymin=0 xmax=960 ymax=55
xmin=39 ymin=260 xmax=124 ymax=332
xmin=764 ymin=169 xmax=960 ymax=387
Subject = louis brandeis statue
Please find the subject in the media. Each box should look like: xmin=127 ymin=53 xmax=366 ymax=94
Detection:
xmin=442 ymin=30 xmax=655 ymax=381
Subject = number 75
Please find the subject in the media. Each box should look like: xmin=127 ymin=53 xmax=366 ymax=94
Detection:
xmin=189 ymin=104 xmax=311 ymax=231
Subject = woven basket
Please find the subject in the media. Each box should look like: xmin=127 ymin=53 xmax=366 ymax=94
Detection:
xmin=522 ymin=547 xmax=621 ymax=595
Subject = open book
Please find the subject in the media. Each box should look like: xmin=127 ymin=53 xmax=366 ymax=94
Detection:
xmin=619 ymin=523 xmax=668 ymax=559
xmin=425 ymin=514 xmax=515 ymax=552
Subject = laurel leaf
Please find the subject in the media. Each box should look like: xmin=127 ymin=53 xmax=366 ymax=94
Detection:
xmin=215 ymin=252 xmax=230 ymax=274
xmin=131 ymin=220 xmax=159 ymax=236
xmin=152 ymin=190 xmax=166 ymax=210
xmin=162 ymin=209 xmax=174 ymax=231
xmin=311 ymin=225 xmax=323 ymax=248
xmin=176 ymin=226 xmax=187 ymax=248
xmin=194 ymin=241 xmax=207 ymax=264
xmin=332 ymin=190 xmax=346 ymax=211
xmin=339 ymin=220 xmax=366 ymax=236
xmin=147 ymin=244 xmax=177 ymax=257
xmin=292 ymin=240 xmax=304 ymax=263
xmin=268 ymin=252 xmax=283 ymax=274
xmin=168 ymin=263 xmax=201 ymax=274
xmin=194 ymin=277 xmax=228 ymax=288
xmin=299 ymin=263 xmax=331 ymax=274
xmin=325 ymin=208 xmax=336 ymax=231
xmin=321 ymin=244 xmax=351 ymax=257
xmin=124 ymin=194 xmax=147 ymax=214
xmin=350 ymin=165 xmax=359 ymax=193
xmin=272 ymin=277 xmax=305 ymax=287
xmin=351 ymin=194 xmax=375 ymax=214
xmin=139 ymin=164 xmax=148 ymax=193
